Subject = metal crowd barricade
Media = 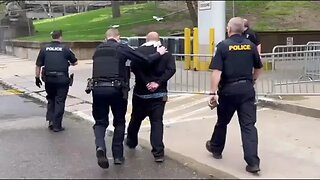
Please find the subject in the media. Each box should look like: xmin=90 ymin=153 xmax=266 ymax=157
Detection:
xmin=258 ymin=49 xmax=320 ymax=96
xmin=168 ymin=54 xmax=212 ymax=94
xmin=271 ymin=43 xmax=320 ymax=79
xmin=307 ymin=41 xmax=320 ymax=46
xmin=166 ymin=50 xmax=320 ymax=97
xmin=303 ymin=47 xmax=320 ymax=80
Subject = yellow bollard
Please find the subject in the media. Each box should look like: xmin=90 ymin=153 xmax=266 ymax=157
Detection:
xmin=184 ymin=28 xmax=191 ymax=70
xmin=263 ymin=61 xmax=273 ymax=71
xmin=199 ymin=59 xmax=209 ymax=71
xmin=198 ymin=28 xmax=215 ymax=71
xmin=200 ymin=28 xmax=215 ymax=71
xmin=209 ymin=28 xmax=215 ymax=56
xmin=193 ymin=27 xmax=199 ymax=70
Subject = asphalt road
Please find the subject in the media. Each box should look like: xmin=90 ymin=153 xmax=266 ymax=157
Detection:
xmin=0 ymin=85 xmax=208 ymax=179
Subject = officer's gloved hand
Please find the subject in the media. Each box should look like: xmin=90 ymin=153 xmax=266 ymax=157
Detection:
xmin=35 ymin=77 xmax=42 ymax=88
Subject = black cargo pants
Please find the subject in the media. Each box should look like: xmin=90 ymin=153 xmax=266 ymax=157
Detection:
xmin=208 ymin=82 xmax=260 ymax=167
xmin=92 ymin=86 xmax=127 ymax=159
xmin=127 ymin=95 xmax=166 ymax=158
xmin=45 ymin=74 xmax=70 ymax=129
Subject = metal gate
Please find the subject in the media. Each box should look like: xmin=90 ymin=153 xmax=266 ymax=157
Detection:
xmin=167 ymin=48 xmax=320 ymax=96
xmin=167 ymin=54 xmax=211 ymax=94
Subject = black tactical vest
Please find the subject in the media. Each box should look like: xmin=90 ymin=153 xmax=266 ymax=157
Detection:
xmin=220 ymin=38 xmax=255 ymax=84
xmin=92 ymin=42 xmax=126 ymax=82
xmin=43 ymin=43 xmax=70 ymax=84
xmin=43 ymin=43 xmax=69 ymax=73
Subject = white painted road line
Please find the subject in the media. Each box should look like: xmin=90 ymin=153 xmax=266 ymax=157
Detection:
xmin=161 ymin=107 xmax=270 ymax=127
xmin=163 ymin=115 xmax=218 ymax=127
xmin=166 ymin=94 xmax=195 ymax=103
xmin=165 ymin=105 xmax=211 ymax=123
xmin=73 ymin=93 xmax=271 ymax=133
xmin=164 ymin=96 xmax=208 ymax=115
xmin=73 ymin=111 xmax=94 ymax=123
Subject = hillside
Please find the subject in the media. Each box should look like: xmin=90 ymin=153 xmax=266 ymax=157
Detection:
xmin=159 ymin=1 xmax=320 ymax=32
xmin=231 ymin=1 xmax=320 ymax=31
xmin=19 ymin=3 xmax=170 ymax=41
xmin=18 ymin=1 xmax=320 ymax=42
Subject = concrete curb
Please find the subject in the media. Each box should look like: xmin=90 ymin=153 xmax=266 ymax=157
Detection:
xmin=258 ymin=97 xmax=320 ymax=119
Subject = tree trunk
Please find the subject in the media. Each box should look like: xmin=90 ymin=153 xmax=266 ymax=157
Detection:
xmin=186 ymin=0 xmax=197 ymax=27
xmin=40 ymin=4 xmax=48 ymax=14
xmin=193 ymin=1 xmax=198 ymax=11
xmin=48 ymin=1 xmax=52 ymax=18
xmin=63 ymin=4 xmax=66 ymax=16
xmin=17 ymin=0 xmax=26 ymax=9
xmin=111 ymin=1 xmax=121 ymax=18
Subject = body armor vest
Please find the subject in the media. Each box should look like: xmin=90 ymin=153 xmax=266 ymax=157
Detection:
xmin=92 ymin=43 xmax=126 ymax=82
xmin=220 ymin=38 xmax=254 ymax=84
xmin=44 ymin=44 xmax=69 ymax=73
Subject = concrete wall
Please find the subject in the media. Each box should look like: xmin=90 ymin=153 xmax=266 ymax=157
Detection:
xmin=5 ymin=31 xmax=320 ymax=60
xmin=4 ymin=40 xmax=101 ymax=61
xmin=257 ymin=31 xmax=320 ymax=53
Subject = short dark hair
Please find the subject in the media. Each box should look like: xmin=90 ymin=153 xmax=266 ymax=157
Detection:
xmin=51 ymin=30 xmax=62 ymax=39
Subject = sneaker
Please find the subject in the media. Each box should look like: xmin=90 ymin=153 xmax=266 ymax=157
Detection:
xmin=114 ymin=157 xmax=125 ymax=165
xmin=246 ymin=165 xmax=260 ymax=173
xmin=52 ymin=127 xmax=65 ymax=132
xmin=96 ymin=147 xmax=109 ymax=169
xmin=125 ymin=137 xmax=137 ymax=149
xmin=48 ymin=121 xmax=53 ymax=130
xmin=154 ymin=156 xmax=164 ymax=163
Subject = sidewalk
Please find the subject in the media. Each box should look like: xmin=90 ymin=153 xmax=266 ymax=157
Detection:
xmin=1 ymin=54 xmax=320 ymax=178
xmin=0 ymin=85 xmax=206 ymax=179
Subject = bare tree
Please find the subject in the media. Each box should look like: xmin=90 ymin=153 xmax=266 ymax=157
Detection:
xmin=39 ymin=1 xmax=53 ymax=18
xmin=186 ymin=0 xmax=197 ymax=27
xmin=111 ymin=1 xmax=121 ymax=18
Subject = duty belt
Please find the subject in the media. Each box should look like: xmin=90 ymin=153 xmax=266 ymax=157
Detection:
xmin=95 ymin=80 xmax=121 ymax=87
xmin=226 ymin=79 xmax=250 ymax=85
xmin=46 ymin=72 xmax=67 ymax=76
xmin=221 ymin=79 xmax=251 ymax=88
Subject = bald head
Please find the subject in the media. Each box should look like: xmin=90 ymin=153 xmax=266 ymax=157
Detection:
xmin=146 ymin=31 xmax=160 ymax=42
xmin=227 ymin=17 xmax=245 ymax=36
xmin=243 ymin=18 xmax=249 ymax=28
xmin=105 ymin=28 xmax=120 ymax=41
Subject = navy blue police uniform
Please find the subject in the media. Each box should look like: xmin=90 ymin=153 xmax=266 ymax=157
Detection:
xmin=243 ymin=28 xmax=260 ymax=46
xmin=91 ymin=38 xmax=162 ymax=168
xmin=126 ymin=43 xmax=176 ymax=162
xmin=207 ymin=34 xmax=263 ymax=169
xmin=36 ymin=41 xmax=77 ymax=132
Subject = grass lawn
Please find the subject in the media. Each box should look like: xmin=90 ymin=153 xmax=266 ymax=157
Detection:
xmin=233 ymin=1 xmax=320 ymax=31
xmin=19 ymin=3 xmax=168 ymax=42
xmin=16 ymin=1 xmax=320 ymax=42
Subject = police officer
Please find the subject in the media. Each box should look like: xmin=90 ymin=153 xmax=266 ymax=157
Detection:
xmin=90 ymin=28 xmax=167 ymax=169
xmin=206 ymin=17 xmax=263 ymax=173
xmin=126 ymin=32 xmax=176 ymax=163
xmin=35 ymin=30 xmax=78 ymax=132
xmin=243 ymin=18 xmax=261 ymax=54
